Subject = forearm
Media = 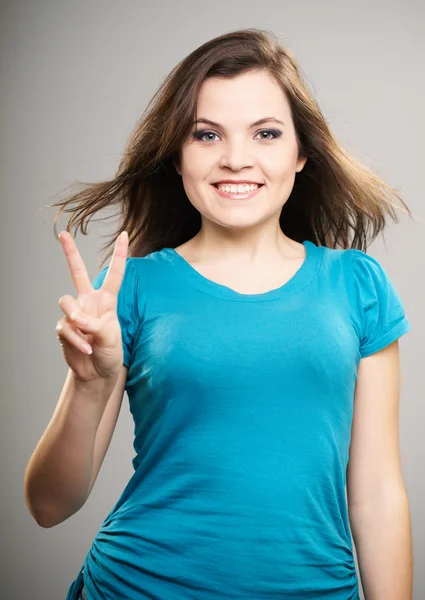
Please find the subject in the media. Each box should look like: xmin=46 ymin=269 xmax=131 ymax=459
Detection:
xmin=24 ymin=369 xmax=116 ymax=528
xmin=349 ymin=492 xmax=413 ymax=599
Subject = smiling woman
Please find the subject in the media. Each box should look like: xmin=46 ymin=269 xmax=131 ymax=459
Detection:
xmin=171 ymin=69 xmax=307 ymax=249
xmin=41 ymin=27 xmax=414 ymax=600
xmin=47 ymin=28 xmax=411 ymax=263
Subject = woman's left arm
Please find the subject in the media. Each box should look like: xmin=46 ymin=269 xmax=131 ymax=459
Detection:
xmin=347 ymin=340 xmax=413 ymax=600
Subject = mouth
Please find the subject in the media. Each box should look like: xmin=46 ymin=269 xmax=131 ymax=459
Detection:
xmin=211 ymin=183 xmax=264 ymax=200
xmin=212 ymin=183 xmax=264 ymax=188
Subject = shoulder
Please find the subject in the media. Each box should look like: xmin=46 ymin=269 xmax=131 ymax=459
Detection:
xmin=336 ymin=247 xmax=411 ymax=358
xmin=93 ymin=250 xmax=168 ymax=285
xmin=319 ymin=244 xmax=407 ymax=316
xmin=317 ymin=244 xmax=393 ymax=288
xmin=339 ymin=247 xmax=401 ymax=304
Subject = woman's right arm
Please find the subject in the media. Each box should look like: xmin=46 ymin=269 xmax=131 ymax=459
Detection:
xmin=24 ymin=230 xmax=131 ymax=528
xmin=24 ymin=365 xmax=126 ymax=528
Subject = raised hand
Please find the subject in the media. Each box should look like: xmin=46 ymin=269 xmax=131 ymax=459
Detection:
xmin=56 ymin=231 xmax=129 ymax=384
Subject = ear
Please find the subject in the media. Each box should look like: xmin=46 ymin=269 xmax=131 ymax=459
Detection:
xmin=296 ymin=155 xmax=307 ymax=173
xmin=172 ymin=153 xmax=182 ymax=176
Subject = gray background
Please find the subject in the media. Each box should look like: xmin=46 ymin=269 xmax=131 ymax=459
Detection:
xmin=1 ymin=0 xmax=423 ymax=598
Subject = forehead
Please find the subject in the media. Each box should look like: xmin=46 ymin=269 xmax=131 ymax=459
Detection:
xmin=195 ymin=71 xmax=291 ymax=123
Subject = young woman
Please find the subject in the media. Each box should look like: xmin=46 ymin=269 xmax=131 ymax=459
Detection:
xmin=24 ymin=29 xmax=414 ymax=599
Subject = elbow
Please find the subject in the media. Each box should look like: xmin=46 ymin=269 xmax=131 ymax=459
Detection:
xmin=25 ymin=498 xmax=58 ymax=528
xmin=26 ymin=503 xmax=56 ymax=528
xmin=28 ymin=506 xmax=73 ymax=529
xmin=35 ymin=515 xmax=56 ymax=529
xmin=24 ymin=486 xmax=62 ymax=529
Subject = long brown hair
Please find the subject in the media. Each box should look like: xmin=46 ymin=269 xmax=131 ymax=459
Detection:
xmin=47 ymin=28 xmax=413 ymax=270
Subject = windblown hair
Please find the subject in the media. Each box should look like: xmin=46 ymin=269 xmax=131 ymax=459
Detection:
xmin=47 ymin=28 xmax=412 ymax=269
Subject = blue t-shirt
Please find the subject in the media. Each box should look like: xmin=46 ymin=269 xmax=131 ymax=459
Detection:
xmin=67 ymin=239 xmax=412 ymax=600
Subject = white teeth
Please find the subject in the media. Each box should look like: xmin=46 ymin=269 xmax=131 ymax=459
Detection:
xmin=217 ymin=183 xmax=260 ymax=193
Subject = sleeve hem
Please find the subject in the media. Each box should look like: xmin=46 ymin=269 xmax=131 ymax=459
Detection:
xmin=359 ymin=317 xmax=412 ymax=358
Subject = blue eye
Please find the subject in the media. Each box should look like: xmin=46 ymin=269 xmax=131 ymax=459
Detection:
xmin=192 ymin=129 xmax=282 ymax=143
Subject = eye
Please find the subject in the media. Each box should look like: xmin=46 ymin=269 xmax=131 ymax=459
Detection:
xmin=255 ymin=129 xmax=282 ymax=141
xmin=192 ymin=129 xmax=282 ymax=143
xmin=192 ymin=130 xmax=220 ymax=143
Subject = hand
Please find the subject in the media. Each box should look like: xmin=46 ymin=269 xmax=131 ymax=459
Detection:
xmin=56 ymin=230 xmax=129 ymax=384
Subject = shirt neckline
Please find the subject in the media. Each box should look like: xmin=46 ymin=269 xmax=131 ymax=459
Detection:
xmin=161 ymin=240 xmax=323 ymax=302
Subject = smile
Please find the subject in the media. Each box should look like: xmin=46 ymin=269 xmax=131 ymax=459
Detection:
xmin=211 ymin=183 xmax=264 ymax=200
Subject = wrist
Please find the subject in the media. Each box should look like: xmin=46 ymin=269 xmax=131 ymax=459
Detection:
xmin=70 ymin=371 xmax=118 ymax=397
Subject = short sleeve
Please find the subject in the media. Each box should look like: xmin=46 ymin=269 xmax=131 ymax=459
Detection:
xmin=349 ymin=249 xmax=412 ymax=358
xmin=91 ymin=257 xmax=140 ymax=368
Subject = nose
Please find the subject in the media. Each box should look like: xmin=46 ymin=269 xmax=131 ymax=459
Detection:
xmin=219 ymin=139 xmax=255 ymax=171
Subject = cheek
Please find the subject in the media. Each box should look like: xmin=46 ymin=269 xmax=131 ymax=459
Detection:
xmin=259 ymin=152 xmax=297 ymax=178
xmin=182 ymin=158 xmax=211 ymax=184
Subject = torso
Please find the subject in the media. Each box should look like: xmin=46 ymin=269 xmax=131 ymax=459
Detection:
xmin=173 ymin=240 xmax=307 ymax=295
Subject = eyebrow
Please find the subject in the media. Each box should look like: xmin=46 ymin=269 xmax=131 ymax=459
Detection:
xmin=193 ymin=117 xmax=285 ymax=128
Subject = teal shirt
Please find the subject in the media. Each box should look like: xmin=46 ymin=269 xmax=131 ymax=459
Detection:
xmin=67 ymin=240 xmax=412 ymax=599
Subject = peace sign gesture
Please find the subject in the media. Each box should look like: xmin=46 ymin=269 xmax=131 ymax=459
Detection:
xmin=56 ymin=231 xmax=129 ymax=384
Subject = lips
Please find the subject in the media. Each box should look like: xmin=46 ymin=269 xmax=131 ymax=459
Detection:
xmin=213 ymin=183 xmax=264 ymax=188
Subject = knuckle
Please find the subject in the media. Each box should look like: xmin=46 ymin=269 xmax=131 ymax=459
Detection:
xmin=56 ymin=317 xmax=69 ymax=331
xmin=59 ymin=294 xmax=73 ymax=308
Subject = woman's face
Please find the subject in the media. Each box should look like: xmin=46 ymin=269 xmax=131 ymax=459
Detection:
xmin=174 ymin=70 xmax=307 ymax=231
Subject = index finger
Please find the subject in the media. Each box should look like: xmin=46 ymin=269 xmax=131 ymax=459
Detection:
xmin=59 ymin=230 xmax=93 ymax=295
xmin=101 ymin=231 xmax=129 ymax=296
